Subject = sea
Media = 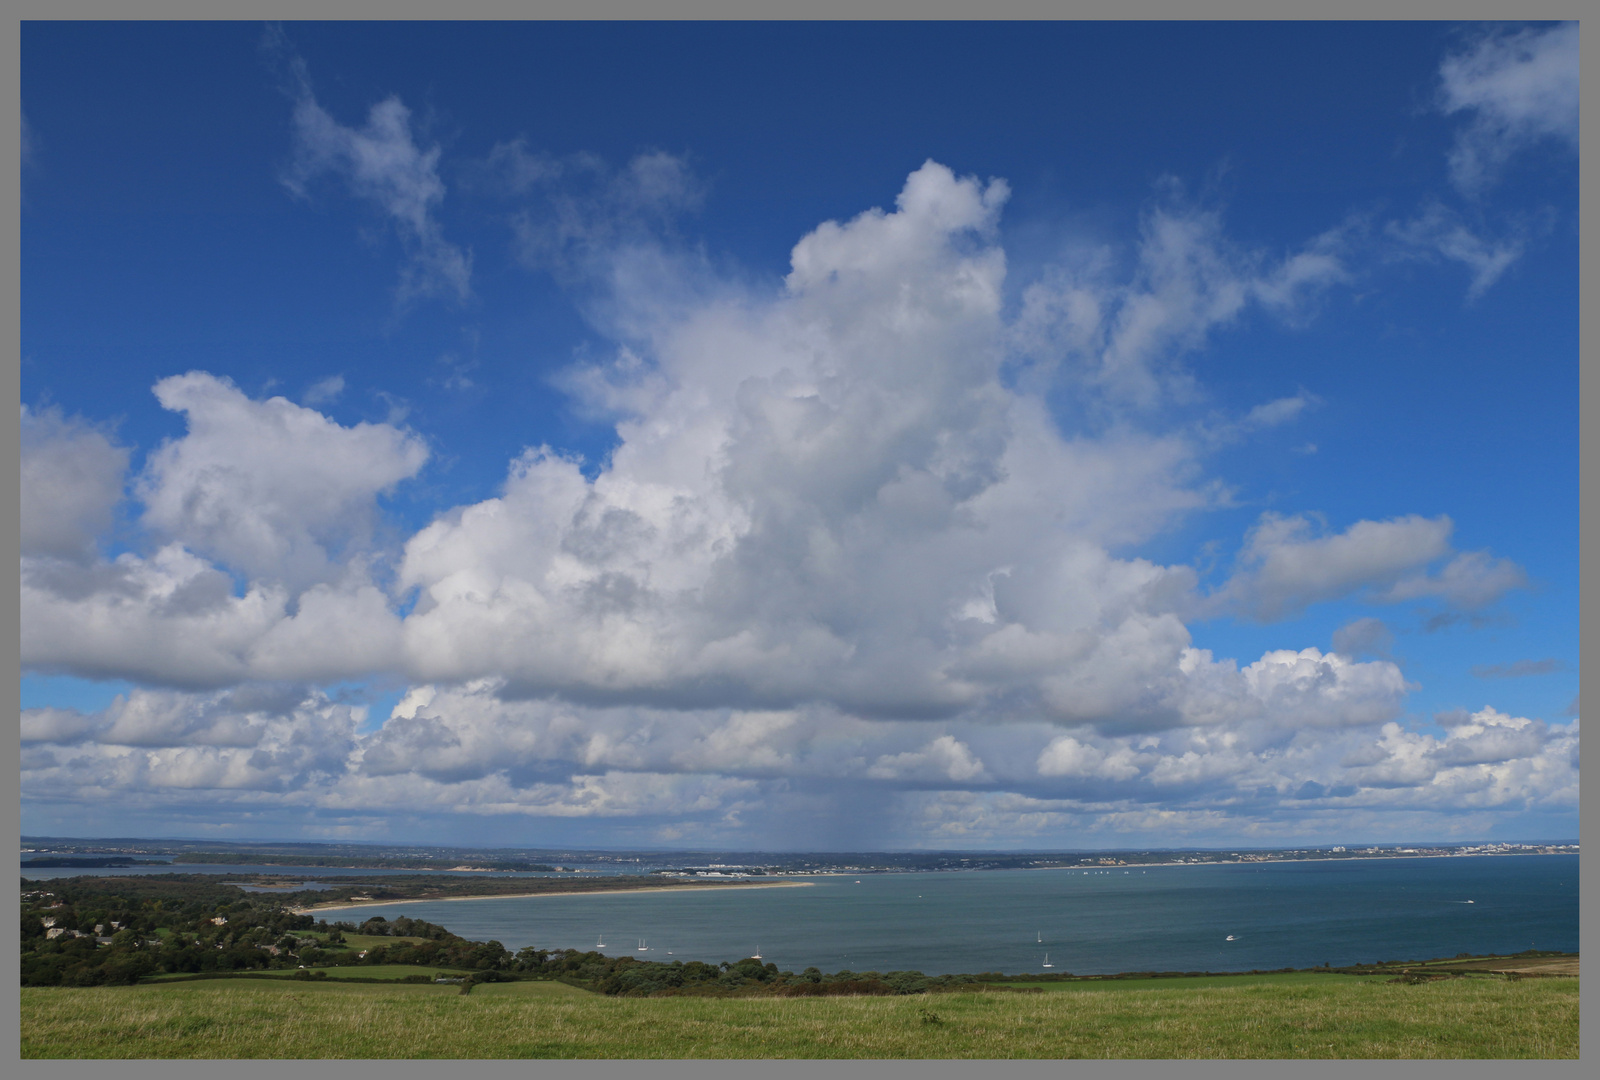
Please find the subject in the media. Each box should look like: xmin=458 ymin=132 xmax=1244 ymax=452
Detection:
xmin=269 ymin=854 xmax=1577 ymax=977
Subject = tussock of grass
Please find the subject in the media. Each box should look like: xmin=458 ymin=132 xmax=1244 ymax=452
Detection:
xmin=22 ymin=976 xmax=1577 ymax=1059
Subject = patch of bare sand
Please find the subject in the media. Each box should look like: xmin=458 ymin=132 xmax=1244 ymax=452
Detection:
xmin=289 ymin=879 xmax=813 ymax=916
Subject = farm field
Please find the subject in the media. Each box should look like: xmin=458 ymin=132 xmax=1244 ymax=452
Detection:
xmin=21 ymin=970 xmax=1577 ymax=1059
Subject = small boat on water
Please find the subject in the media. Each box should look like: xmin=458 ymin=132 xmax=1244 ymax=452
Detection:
xmin=637 ymin=939 xmax=649 ymax=952
xmin=596 ymin=935 xmax=606 ymax=948
xmin=1226 ymin=935 xmax=1236 ymax=941
xmin=1042 ymin=953 xmax=1053 ymax=969
xmin=753 ymin=946 xmax=763 ymax=959
xmin=1037 ymin=931 xmax=1042 ymax=943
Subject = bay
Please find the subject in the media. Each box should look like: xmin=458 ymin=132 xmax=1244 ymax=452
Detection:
xmin=309 ymin=853 xmax=1578 ymax=976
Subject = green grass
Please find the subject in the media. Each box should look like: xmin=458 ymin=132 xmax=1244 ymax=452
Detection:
xmin=322 ymin=933 xmax=430 ymax=950
xmin=21 ymin=974 xmax=1577 ymax=1058
xmin=143 ymin=964 xmax=480 ymax=982
xmin=276 ymin=930 xmax=428 ymax=950
xmin=1006 ymin=971 xmax=1369 ymax=992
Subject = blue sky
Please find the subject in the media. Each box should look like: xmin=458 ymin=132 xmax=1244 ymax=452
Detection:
xmin=20 ymin=22 xmax=1577 ymax=848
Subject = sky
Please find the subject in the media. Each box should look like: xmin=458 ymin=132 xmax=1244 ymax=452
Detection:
xmin=19 ymin=21 xmax=1578 ymax=850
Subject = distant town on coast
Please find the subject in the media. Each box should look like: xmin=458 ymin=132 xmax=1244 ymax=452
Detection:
xmin=20 ymin=836 xmax=1579 ymax=877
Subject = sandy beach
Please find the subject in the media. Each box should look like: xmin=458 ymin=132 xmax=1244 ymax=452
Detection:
xmin=292 ymin=879 xmax=814 ymax=916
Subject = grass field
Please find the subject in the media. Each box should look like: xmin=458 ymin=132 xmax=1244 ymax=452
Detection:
xmin=1005 ymin=971 xmax=1369 ymax=992
xmin=316 ymin=932 xmax=431 ymax=950
xmin=143 ymin=964 xmax=481 ymax=982
xmin=21 ymin=971 xmax=1577 ymax=1058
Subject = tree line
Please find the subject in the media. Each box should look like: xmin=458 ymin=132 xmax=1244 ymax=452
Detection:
xmin=21 ymin=873 xmax=1094 ymax=995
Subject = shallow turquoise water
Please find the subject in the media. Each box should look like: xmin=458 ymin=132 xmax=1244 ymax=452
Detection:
xmin=317 ymin=853 xmax=1578 ymax=976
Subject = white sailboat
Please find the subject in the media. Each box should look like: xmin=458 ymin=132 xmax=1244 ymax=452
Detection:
xmin=753 ymin=946 xmax=763 ymax=959
xmin=637 ymin=938 xmax=648 ymax=952
xmin=596 ymin=934 xmax=606 ymax=949
xmin=1042 ymin=953 xmax=1053 ymax=969
xmin=1037 ymin=931 xmax=1042 ymax=943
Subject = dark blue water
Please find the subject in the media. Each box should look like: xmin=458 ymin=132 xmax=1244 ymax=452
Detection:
xmin=313 ymin=855 xmax=1578 ymax=976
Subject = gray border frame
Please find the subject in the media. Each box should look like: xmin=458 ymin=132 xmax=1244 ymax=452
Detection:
xmin=7 ymin=5 xmax=1588 ymax=1079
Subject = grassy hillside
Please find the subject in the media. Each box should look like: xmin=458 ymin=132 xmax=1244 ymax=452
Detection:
xmin=142 ymin=964 xmax=482 ymax=982
xmin=21 ymin=971 xmax=1577 ymax=1059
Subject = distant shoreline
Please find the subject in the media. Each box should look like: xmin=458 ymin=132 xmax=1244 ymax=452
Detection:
xmin=287 ymin=850 xmax=1576 ymax=914
xmin=1052 ymin=850 xmax=1576 ymax=872
xmin=291 ymin=879 xmax=814 ymax=915
xmin=751 ymin=850 xmax=1578 ymax=878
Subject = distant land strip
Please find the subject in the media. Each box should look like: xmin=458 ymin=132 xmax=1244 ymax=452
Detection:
xmin=290 ymin=876 xmax=809 ymax=914
xmin=21 ymin=837 xmax=1578 ymax=880
xmin=178 ymin=853 xmax=563 ymax=872
xmin=21 ymin=857 xmax=172 ymax=868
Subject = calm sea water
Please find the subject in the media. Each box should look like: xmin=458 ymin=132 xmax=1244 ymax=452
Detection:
xmin=304 ymin=854 xmax=1578 ymax=976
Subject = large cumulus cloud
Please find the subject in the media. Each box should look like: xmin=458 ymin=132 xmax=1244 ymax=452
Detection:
xmin=22 ymin=374 xmax=423 ymax=687
xmin=20 ymin=161 xmax=1562 ymax=842
xmin=393 ymin=163 xmax=1377 ymax=734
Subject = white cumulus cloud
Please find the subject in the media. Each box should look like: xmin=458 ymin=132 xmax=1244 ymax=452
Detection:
xmin=1440 ymin=22 xmax=1579 ymax=195
xmin=1214 ymin=512 xmax=1523 ymax=622
xmin=137 ymin=372 xmax=429 ymax=588
xmin=21 ymin=407 xmax=129 ymax=561
xmin=19 ymin=158 xmax=1564 ymax=843
xmin=869 ymin=736 xmax=989 ymax=783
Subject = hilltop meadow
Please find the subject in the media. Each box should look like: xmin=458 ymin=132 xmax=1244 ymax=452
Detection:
xmin=20 ymin=872 xmax=1576 ymax=1059
xmin=21 ymin=968 xmax=1577 ymax=1059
